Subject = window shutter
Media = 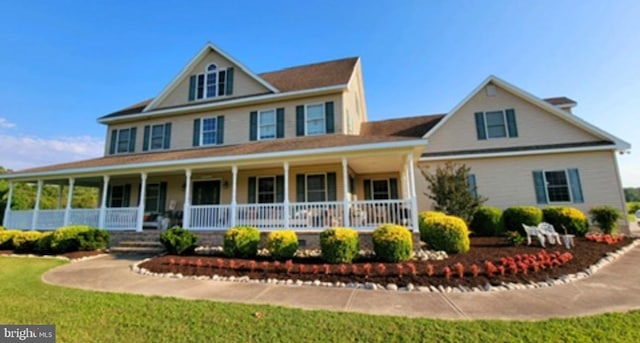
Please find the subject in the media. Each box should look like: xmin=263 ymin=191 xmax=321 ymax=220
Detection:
xmin=325 ymin=101 xmax=335 ymax=134
xmin=505 ymin=109 xmax=518 ymax=138
xmin=467 ymin=174 xmax=478 ymax=199
xmin=109 ymin=130 xmax=117 ymax=155
xmin=163 ymin=123 xmax=172 ymax=149
xmin=296 ymin=174 xmax=305 ymax=202
xmin=349 ymin=176 xmax=355 ymax=194
xmin=296 ymin=105 xmax=305 ymax=136
xmin=123 ymin=184 xmax=131 ymax=207
xmin=276 ymin=175 xmax=285 ymax=203
xmin=568 ymin=169 xmax=584 ymax=203
xmin=142 ymin=126 xmax=150 ymax=151
xmin=216 ymin=116 xmax=224 ymax=145
xmin=276 ymin=108 xmax=285 ymax=138
xmin=364 ymin=179 xmax=372 ymax=200
xmin=248 ymin=177 xmax=257 ymax=204
xmin=128 ymin=128 xmax=137 ymax=152
xmin=188 ymin=75 xmax=196 ymax=101
xmin=159 ymin=182 xmax=167 ymax=213
xmin=192 ymin=119 xmax=201 ymax=147
xmin=249 ymin=111 xmax=258 ymax=141
xmin=327 ymin=172 xmax=337 ymax=201
xmin=532 ymin=171 xmax=547 ymax=204
xmin=475 ymin=112 xmax=487 ymax=140
xmin=389 ymin=178 xmax=399 ymax=199
xmin=225 ymin=67 xmax=234 ymax=95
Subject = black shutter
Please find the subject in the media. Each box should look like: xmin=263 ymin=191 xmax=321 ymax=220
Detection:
xmin=276 ymin=108 xmax=285 ymax=138
xmin=296 ymin=105 xmax=305 ymax=136
xmin=276 ymin=175 xmax=285 ymax=203
xmin=192 ymin=119 xmax=201 ymax=147
xmin=325 ymin=101 xmax=335 ymax=134
xmin=249 ymin=111 xmax=258 ymax=141
xmin=123 ymin=184 xmax=131 ymax=207
xmin=142 ymin=126 xmax=150 ymax=151
xmin=159 ymin=182 xmax=167 ymax=213
xmin=364 ymin=179 xmax=372 ymax=200
xmin=296 ymin=174 xmax=305 ymax=202
xmin=163 ymin=123 xmax=172 ymax=149
xmin=188 ymin=75 xmax=196 ymax=101
xmin=109 ymin=130 xmax=117 ymax=155
xmin=248 ymin=177 xmax=257 ymax=203
xmin=327 ymin=172 xmax=337 ymax=201
xmin=505 ymin=109 xmax=518 ymax=138
xmin=225 ymin=67 xmax=234 ymax=95
xmin=349 ymin=176 xmax=355 ymax=194
xmin=389 ymin=178 xmax=398 ymax=199
xmin=216 ymin=116 xmax=224 ymax=145
xmin=128 ymin=128 xmax=137 ymax=152
xmin=475 ymin=112 xmax=487 ymax=140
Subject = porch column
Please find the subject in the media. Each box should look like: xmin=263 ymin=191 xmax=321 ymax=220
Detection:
xmin=2 ymin=181 xmax=14 ymax=228
xmin=230 ymin=165 xmax=238 ymax=227
xmin=402 ymin=159 xmax=411 ymax=200
xmin=136 ymin=173 xmax=147 ymax=232
xmin=341 ymin=157 xmax=350 ymax=227
xmin=283 ymin=161 xmax=290 ymax=229
xmin=183 ymin=169 xmax=192 ymax=229
xmin=98 ymin=175 xmax=110 ymax=229
xmin=31 ymin=180 xmax=43 ymax=230
xmin=408 ymin=154 xmax=419 ymax=231
xmin=63 ymin=178 xmax=75 ymax=226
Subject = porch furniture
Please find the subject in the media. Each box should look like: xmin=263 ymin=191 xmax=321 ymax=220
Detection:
xmin=521 ymin=222 xmax=561 ymax=247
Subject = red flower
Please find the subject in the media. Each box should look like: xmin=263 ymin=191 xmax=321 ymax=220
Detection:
xmin=248 ymin=260 xmax=257 ymax=272
xmin=351 ymin=264 xmax=359 ymax=275
xmin=363 ymin=263 xmax=372 ymax=276
xmin=443 ymin=266 xmax=452 ymax=280
xmin=396 ymin=264 xmax=404 ymax=277
xmin=196 ymin=259 xmax=203 ymax=268
xmin=406 ymin=262 xmax=417 ymax=276
xmin=376 ymin=264 xmax=387 ymax=275
xmin=323 ymin=264 xmax=331 ymax=275
xmin=338 ymin=264 xmax=348 ymax=275
xmin=284 ymin=260 xmax=294 ymax=274
xmin=216 ymin=258 xmax=224 ymax=269
xmin=426 ymin=263 xmax=435 ymax=277
xmin=168 ymin=258 xmax=176 ymax=266
xmin=454 ymin=263 xmax=464 ymax=279
xmin=470 ymin=264 xmax=479 ymax=278
xmin=312 ymin=265 xmax=320 ymax=274
xmin=498 ymin=265 xmax=506 ymax=277
xmin=298 ymin=264 xmax=307 ymax=274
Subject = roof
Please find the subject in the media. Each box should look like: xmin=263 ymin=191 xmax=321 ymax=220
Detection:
xmin=360 ymin=114 xmax=445 ymax=137
xmin=421 ymin=141 xmax=615 ymax=158
xmin=544 ymin=96 xmax=577 ymax=107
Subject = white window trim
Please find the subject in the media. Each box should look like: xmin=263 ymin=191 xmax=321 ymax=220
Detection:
xmin=542 ymin=169 xmax=573 ymax=204
xmin=148 ymin=124 xmax=167 ymax=151
xmin=370 ymin=178 xmax=391 ymax=200
xmin=257 ymin=108 xmax=277 ymax=141
xmin=115 ymin=128 xmax=132 ymax=154
xmin=483 ymin=110 xmax=508 ymax=139
xmin=305 ymin=173 xmax=328 ymax=202
xmin=194 ymin=63 xmax=227 ymax=100
xmin=199 ymin=116 xmax=219 ymax=146
xmin=256 ymin=175 xmax=277 ymax=203
xmin=305 ymin=103 xmax=326 ymax=136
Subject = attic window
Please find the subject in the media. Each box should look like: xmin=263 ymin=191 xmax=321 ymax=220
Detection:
xmin=189 ymin=64 xmax=234 ymax=101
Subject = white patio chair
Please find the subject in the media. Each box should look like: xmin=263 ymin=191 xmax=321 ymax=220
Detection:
xmin=522 ymin=224 xmax=546 ymax=247
xmin=537 ymin=222 xmax=561 ymax=245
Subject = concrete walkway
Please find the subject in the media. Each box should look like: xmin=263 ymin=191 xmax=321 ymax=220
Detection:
xmin=42 ymin=244 xmax=640 ymax=320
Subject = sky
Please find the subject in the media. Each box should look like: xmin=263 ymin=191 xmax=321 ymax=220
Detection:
xmin=0 ymin=1 xmax=638 ymax=186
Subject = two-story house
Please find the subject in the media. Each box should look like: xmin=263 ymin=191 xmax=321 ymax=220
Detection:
xmin=1 ymin=42 xmax=631 ymax=235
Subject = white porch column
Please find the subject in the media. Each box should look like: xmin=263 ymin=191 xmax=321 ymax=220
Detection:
xmin=2 ymin=181 xmax=14 ymax=228
xmin=283 ymin=161 xmax=290 ymax=229
xmin=408 ymin=154 xmax=419 ymax=231
xmin=31 ymin=180 xmax=43 ymax=230
xmin=402 ymin=159 xmax=411 ymax=200
xmin=341 ymin=157 xmax=350 ymax=227
xmin=230 ymin=165 xmax=238 ymax=228
xmin=63 ymin=178 xmax=75 ymax=226
xmin=136 ymin=173 xmax=147 ymax=232
xmin=183 ymin=169 xmax=192 ymax=229
xmin=98 ymin=175 xmax=110 ymax=229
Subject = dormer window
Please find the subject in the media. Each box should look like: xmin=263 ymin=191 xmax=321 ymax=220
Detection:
xmin=474 ymin=109 xmax=518 ymax=140
xmin=188 ymin=64 xmax=234 ymax=101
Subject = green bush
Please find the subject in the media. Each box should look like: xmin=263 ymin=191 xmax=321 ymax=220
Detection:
xmin=506 ymin=231 xmax=525 ymax=246
xmin=160 ymin=227 xmax=199 ymax=255
xmin=627 ymin=202 xmax=640 ymax=215
xmin=267 ymin=230 xmax=298 ymax=260
xmin=589 ymin=206 xmax=621 ymax=235
xmin=419 ymin=213 xmax=470 ymax=254
xmin=0 ymin=230 xmax=21 ymax=250
xmin=223 ymin=226 xmax=260 ymax=258
xmin=503 ymin=206 xmax=543 ymax=235
xmin=319 ymin=227 xmax=359 ymax=264
xmin=35 ymin=232 xmax=55 ymax=255
xmin=418 ymin=211 xmax=446 ymax=235
xmin=51 ymin=226 xmax=109 ymax=253
xmin=12 ymin=231 xmax=43 ymax=253
xmin=469 ymin=207 xmax=504 ymax=236
xmin=542 ymin=207 xmax=589 ymax=237
xmin=372 ymin=224 xmax=413 ymax=262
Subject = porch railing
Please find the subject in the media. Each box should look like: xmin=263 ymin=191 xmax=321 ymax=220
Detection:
xmin=5 ymin=210 xmax=34 ymax=229
xmin=189 ymin=205 xmax=231 ymax=230
xmin=36 ymin=209 xmax=66 ymax=230
xmin=69 ymin=209 xmax=100 ymax=227
xmin=349 ymin=199 xmax=413 ymax=228
xmin=104 ymin=207 xmax=138 ymax=230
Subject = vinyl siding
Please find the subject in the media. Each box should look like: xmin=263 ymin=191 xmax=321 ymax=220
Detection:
xmin=342 ymin=59 xmax=367 ymax=135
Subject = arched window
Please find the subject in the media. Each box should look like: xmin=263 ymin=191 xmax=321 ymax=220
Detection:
xmin=206 ymin=64 xmax=218 ymax=98
xmin=190 ymin=63 xmax=230 ymax=100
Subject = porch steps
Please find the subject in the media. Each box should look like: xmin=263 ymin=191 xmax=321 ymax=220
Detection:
xmin=109 ymin=241 xmax=165 ymax=255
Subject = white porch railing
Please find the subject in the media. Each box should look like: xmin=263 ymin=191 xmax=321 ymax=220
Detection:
xmin=189 ymin=205 xmax=231 ymax=230
xmin=289 ymin=202 xmax=345 ymax=230
xmin=104 ymin=207 xmax=138 ymax=230
xmin=349 ymin=199 xmax=413 ymax=229
xmin=69 ymin=209 xmax=100 ymax=227
xmin=236 ymin=203 xmax=286 ymax=228
xmin=36 ymin=209 xmax=66 ymax=230
xmin=5 ymin=210 xmax=34 ymax=230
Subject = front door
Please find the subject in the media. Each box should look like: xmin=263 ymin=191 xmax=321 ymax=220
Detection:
xmin=192 ymin=180 xmax=221 ymax=205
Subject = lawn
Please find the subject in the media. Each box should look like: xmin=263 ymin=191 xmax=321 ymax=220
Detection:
xmin=1 ymin=257 xmax=640 ymax=342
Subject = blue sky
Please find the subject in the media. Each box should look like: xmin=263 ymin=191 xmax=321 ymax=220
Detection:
xmin=0 ymin=1 xmax=638 ymax=186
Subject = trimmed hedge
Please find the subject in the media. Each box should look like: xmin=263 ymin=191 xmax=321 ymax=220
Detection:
xmin=13 ymin=231 xmax=44 ymax=253
xmin=223 ymin=226 xmax=260 ymax=258
xmin=267 ymin=230 xmax=299 ymax=260
xmin=503 ymin=206 xmax=543 ymax=235
xmin=542 ymin=207 xmax=589 ymax=237
xmin=35 ymin=232 xmax=55 ymax=254
xmin=372 ymin=224 xmax=413 ymax=262
xmin=419 ymin=212 xmax=470 ymax=254
xmin=589 ymin=206 xmax=621 ymax=235
xmin=0 ymin=230 xmax=21 ymax=250
xmin=320 ymin=227 xmax=359 ymax=264
xmin=469 ymin=207 xmax=504 ymax=236
xmin=51 ymin=226 xmax=109 ymax=253
xmin=160 ymin=226 xmax=199 ymax=255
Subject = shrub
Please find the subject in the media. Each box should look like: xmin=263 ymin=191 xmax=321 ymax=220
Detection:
xmin=542 ymin=207 xmax=589 ymax=237
xmin=267 ymin=230 xmax=298 ymax=260
xmin=51 ymin=226 xmax=109 ymax=253
xmin=35 ymin=232 xmax=55 ymax=254
xmin=160 ymin=226 xmax=199 ymax=255
xmin=12 ymin=231 xmax=43 ymax=253
xmin=0 ymin=230 xmax=21 ymax=250
xmin=372 ymin=224 xmax=413 ymax=262
xmin=77 ymin=229 xmax=110 ymax=251
xmin=505 ymin=231 xmax=525 ymax=246
xmin=589 ymin=206 xmax=621 ymax=235
xmin=418 ymin=211 xmax=445 ymax=235
xmin=419 ymin=213 xmax=470 ymax=254
xmin=503 ymin=206 xmax=543 ymax=235
xmin=319 ymin=227 xmax=359 ymax=264
xmin=627 ymin=202 xmax=640 ymax=215
xmin=223 ymin=226 xmax=260 ymax=258
xmin=469 ymin=206 xmax=504 ymax=236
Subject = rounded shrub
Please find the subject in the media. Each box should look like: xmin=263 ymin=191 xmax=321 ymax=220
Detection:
xmin=502 ymin=206 xmax=543 ymax=235
xmin=419 ymin=214 xmax=470 ymax=254
xmin=13 ymin=231 xmax=43 ymax=253
xmin=372 ymin=224 xmax=413 ymax=262
xmin=35 ymin=232 xmax=55 ymax=255
xmin=469 ymin=206 xmax=504 ymax=236
xmin=0 ymin=230 xmax=21 ymax=250
xmin=319 ymin=227 xmax=359 ymax=264
xmin=542 ymin=207 xmax=589 ymax=237
xmin=160 ymin=226 xmax=199 ymax=255
xmin=589 ymin=206 xmax=621 ymax=234
xmin=223 ymin=226 xmax=260 ymax=258
xmin=267 ymin=230 xmax=299 ymax=260
xmin=418 ymin=211 xmax=446 ymax=237
xmin=627 ymin=202 xmax=640 ymax=215
xmin=51 ymin=225 xmax=109 ymax=253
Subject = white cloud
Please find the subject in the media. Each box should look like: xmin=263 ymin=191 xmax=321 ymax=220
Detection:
xmin=0 ymin=118 xmax=16 ymax=129
xmin=0 ymin=134 xmax=104 ymax=171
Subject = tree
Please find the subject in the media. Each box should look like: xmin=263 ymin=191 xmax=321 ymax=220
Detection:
xmin=624 ymin=188 xmax=640 ymax=202
xmin=421 ymin=162 xmax=486 ymax=224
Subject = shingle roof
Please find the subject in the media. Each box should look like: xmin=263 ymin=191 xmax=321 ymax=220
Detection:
xmin=360 ymin=114 xmax=445 ymax=138
xmin=544 ymin=97 xmax=577 ymax=106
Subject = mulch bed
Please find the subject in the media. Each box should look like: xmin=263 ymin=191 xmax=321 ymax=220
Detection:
xmin=0 ymin=250 xmax=105 ymax=260
xmin=139 ymin=237 xmax=635 ymax=288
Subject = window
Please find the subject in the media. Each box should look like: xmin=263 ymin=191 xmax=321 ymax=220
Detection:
xmin=110 ymin=185 xmax=125 ymax=207
xmin=110 ymin=127 xmax=136 ymax=154
xmin=371 ymin=180 xmax=390 ymax=200
xmin=192 ymin=64 xmax=229 ymax=100
xmin=475 ymin=109 xmax=518 ymax=140
xmin=201 ymin=117 xmax=218 ymax=145
xmin=306 ymin=104 xmax=325 ymax=135
xmin=258 ymin=109 xmax=276 ymax=140
xmin=485 ymin=111 xmax=507 ymax=138
xmin=306 ymin=174 xmax=327 ymax=202
xmin=145 ymin=184 xmax=160 ymax=212
xmin=116 ymin=129 xmax=131 ymax=153
xmin=150 ymin=125 xmax=165 ymax=150
xmin=544 ymin=170 xmax=571 ymax=202
xmin=206 ymin=64 xmax=217 ymax=98
xmin=257 ymin=177 xmax=276 ymax=203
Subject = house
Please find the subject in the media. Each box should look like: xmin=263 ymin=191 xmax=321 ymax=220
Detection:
xmin=1 ymin=42 xmax=631 ymax=237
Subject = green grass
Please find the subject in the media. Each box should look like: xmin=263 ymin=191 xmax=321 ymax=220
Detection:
xmin=2 ymin=258 xmax=640 ymax=342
